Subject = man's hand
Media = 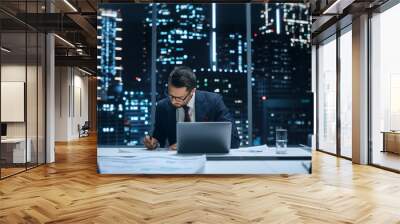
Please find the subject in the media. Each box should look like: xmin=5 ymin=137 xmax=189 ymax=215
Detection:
xmin=144 ymin=136 xmax=159 ymax=150
xmin=169 ymin=143 xmax=177 ymax=151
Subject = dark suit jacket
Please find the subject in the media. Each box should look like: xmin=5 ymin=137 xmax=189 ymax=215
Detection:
xmin=152 ymin=90 xmax=240 ymax=148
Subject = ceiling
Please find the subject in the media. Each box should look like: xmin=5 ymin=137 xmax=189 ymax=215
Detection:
xmin=0 ymin=0 xmax=394 ymax=73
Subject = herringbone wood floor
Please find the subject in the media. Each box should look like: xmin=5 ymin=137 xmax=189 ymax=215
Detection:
xmin=1 ymin=136 xmax=400 ymax=224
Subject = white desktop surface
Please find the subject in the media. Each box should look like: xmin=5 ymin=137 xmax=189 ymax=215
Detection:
xmin=1 ymin=137 xmax=32 ymax=163
xmin=97 ymin=147 xmax=312 ymax=174
xmin=1 ymin=138 xmax=26 ymax=143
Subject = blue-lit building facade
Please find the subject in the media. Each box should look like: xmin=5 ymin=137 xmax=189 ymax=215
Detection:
xmin=97 ymin=3 xmax=312 ymax=147
xmin=97 ymin=7 xmax=152 ymax=146
xmin=251 ymin=3 xmax=312 ymax=145
xmin=97 ymin=9 xmax=124 ymax=144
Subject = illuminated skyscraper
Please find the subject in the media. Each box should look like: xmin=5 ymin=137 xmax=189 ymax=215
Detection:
xmin=97 ymin=9 xmax=123 ymax=100
xmin=153 ymin=4 xmax=249 ymax=145
xmin=257 ymin=3 xmax=310 ymax=48
xmin=252 ymin=4 xmax=312 ymax=145
xmin=196 ymin=69 xmax=249 ymax=145
xmin=122 ymin=91 xmax=151 ymax=146
xmin=97 ymin=9 xmax=125 ymax=145
xmin=118 ymin=5 xmax=153 ymax=146
xmin=153 ymin=3 xmax=211 ymax=99
xmin=217 ymin=33 xmax=246 ymax=73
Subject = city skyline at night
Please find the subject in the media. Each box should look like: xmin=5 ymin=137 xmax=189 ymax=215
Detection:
xmin=97 ymin=3 xmax=312 ymax=147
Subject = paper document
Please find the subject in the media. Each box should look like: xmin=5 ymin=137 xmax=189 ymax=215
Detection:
xmin=98 ymin=154 xmax=206 ymax=174
xmin=97 ymin=147 xmax=173 ymax=157
xmin=237 ymin=144 xmax=268 ymax=152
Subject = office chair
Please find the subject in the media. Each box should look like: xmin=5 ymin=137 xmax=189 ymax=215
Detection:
xmin=78 ymin=121 xmax=90 ymax=138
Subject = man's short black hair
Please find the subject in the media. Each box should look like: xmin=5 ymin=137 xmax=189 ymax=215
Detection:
xmin=168 ymin=66 xmax=197 ymax=90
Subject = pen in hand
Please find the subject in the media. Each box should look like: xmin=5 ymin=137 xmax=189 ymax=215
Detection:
xmin=144 ymin=135 xmax=158 ymax=150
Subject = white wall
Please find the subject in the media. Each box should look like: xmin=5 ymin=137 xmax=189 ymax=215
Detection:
xmin=55 ymin=67 xmax=89 ymax=141
xmin=1 ymin=65 xmax=26 ymax=139
xmin=55 ymin=67 xmax=69 ymax=141
xmin=71 ymin=72 xmax=89 ymax=138
xmin=1 ymin=63 xmax=46 ymax=164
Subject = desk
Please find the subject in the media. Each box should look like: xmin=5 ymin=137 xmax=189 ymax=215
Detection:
xmin=382 ymin=131 xmax=400 ymax=154
xmin=97 ymin=147 xmax=312 ymax=174
xmin=1 ymin=138 xmax=31 ymax=163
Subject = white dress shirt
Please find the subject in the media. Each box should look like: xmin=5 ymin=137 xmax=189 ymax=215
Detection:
xmin=176 ymin=92 xmax=195 ymax=122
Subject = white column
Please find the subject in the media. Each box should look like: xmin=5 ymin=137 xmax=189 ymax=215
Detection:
xmin=352 ymin=14 xmax=369 ymax=164
xmin=54 ymin=67 xmax=72 ymax=141
xmin=46 ymin=33 xmax=55 ymax=163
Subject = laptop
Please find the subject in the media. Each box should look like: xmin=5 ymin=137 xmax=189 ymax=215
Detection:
xmin=177 ymin=122 xmax=232 ymax=154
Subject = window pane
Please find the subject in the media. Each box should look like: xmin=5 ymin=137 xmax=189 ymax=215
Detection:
xmin=155 ymin=3 xmax=249 ymax=146
xmin=371 ymin=3 xmax=400 ymax=170
xmin=97 ymin=4 xmax=152 ymax=146
xmin=318 ymin=37 xmax=337 ymax=154
xmin=155 ymin=3 xmax=211 ymax=97
xmin=340 ymin=29 xmax=352 ymax=158
xmin=251 ymin=3 xmax=312 ymax=146
xmin=27 ymin=30 xmax=38 ymax=169
xmin=213 ymin=4 xmax=248 ymax=146
xmin=96 ymin=3 xmax=313 ymax=148
xmin=38 ymin=32 xmax=45 ymax=165
xmin=1 ymin=31 xmax=28 ymax=177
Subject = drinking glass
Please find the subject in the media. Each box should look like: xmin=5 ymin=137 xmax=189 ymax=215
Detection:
xmin=276 ymin=129 xmax=287 ymax=154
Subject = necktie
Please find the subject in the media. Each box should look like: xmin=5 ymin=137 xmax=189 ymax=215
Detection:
xmin=183 ymin=105 xmax=191 ymax=122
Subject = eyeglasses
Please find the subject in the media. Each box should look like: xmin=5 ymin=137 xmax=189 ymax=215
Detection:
xmin=165 ymin=89 xmax=192 ymax=102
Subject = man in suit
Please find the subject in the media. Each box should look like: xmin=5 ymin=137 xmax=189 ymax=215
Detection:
xmin=144 ymin=66 xmax=240 ymax=150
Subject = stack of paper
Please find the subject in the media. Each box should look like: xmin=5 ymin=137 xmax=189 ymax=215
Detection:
xmin=236 ymin=144 xmax=268 ymax=152
xmin=98 ymin=154 xmax=206 ymax=174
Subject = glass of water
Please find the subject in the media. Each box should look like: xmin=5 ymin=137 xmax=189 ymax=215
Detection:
xmin=275 ymin=128 xmax=287 ymax=154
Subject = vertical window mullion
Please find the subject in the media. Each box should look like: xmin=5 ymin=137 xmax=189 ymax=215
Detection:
xmin=25 ymin=0 xmax=28 ymax=171
xmin=316 ymin=44 xmax=320 ymax=151
xmin=336 ymin=29 xmax=341 ymax=157
xmin=246 ymin=4 xmax=253 ymax=146
xmin=150 ymin=4 xmax=157 ymax=134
